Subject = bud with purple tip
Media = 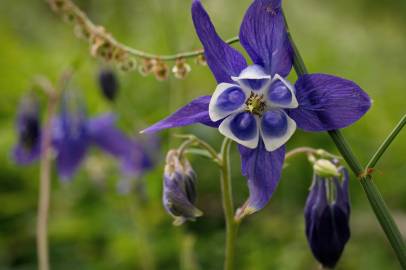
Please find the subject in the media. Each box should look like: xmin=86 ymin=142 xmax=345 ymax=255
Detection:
xmin=98 ymin=68 xmax=119 ymax=101
xmin=163 ymin=150 xmax=202 ymax=225
xmin=305 ymin=166 xmax=350 ymax=268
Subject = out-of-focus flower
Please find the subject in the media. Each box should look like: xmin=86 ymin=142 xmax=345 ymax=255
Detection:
xmin=98 ymin=68 xmax=119 ymax=101
xmin=14 ymin=90 xmax=157 ymax=185
xmin=305 ymin=167 xmax=350 ymax=268
xmin=163 ymin=150 xmax=202 ymax=225
xmin=53 ymin=91 xmax=155 ymax=182
xmin=143 ymin=0 xmax=371 ymax=218
xmin=12 ymin=94 xmax=41 ymax=165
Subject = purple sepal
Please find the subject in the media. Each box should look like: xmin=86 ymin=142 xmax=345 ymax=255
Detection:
xmin=192 ymin=0 xmax=247 ymax=83
xmin=239 ymin=0 xmax=292 ymax=77
xmin=12 ymin=95 xmax=42 ymax=165
xmin=288 ymin=74 xmax=371 ymax=131
xmin=88 ymin=113 xmax=154 ymax=178
xmin=141 ymin=96 xmax=219 ymax=134
xmin=52 ymin=114 xmax=89 ymax=181
xmin=237 ymin=141 xmax=285 ymax=218
xmin=12 ymin=142 xmax=41 ymax=165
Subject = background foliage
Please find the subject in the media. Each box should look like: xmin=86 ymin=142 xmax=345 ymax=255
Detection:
xmin=0 ymin=0 xmax=405 ymax=269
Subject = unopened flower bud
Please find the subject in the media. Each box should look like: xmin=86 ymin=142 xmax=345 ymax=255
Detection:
xmin=305 ymin=167 xmax=350 ymax=268
xmin=163 ymin=150 xmax=202 ymax=225
xmin=172 ymin=59 xmax=191 ymax=79
xmin=98 ymin=68 xmax=119 ymax=101
xmin=153 ymin=60 xmax=169 ymax=81
xmin=313 ymin=159 xmax=339 ymax=177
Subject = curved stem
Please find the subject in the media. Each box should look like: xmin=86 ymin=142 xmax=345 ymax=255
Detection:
xmin=47 ymin=0 xmax=239 ymax=61
xmin=366 ymin=114 xmax=406 ymax=170
xmin=220 ymin=138 xmax=237 ymax=270
xmin=282 ymin=10 xmax=406 ymax=268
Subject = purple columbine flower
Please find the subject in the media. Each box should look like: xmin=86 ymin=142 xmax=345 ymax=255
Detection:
xmin=14 ymin=90 xmax=155 ymax=184
xmin=163 ymin=150 xmax=202 ymax=225
xmin=12 ymin=94 xmax=42 ymax=165
xmin=142 ymin=0 xmax=371 ymax=217
xmin=305 ymin=167 xmax=350 ymax=268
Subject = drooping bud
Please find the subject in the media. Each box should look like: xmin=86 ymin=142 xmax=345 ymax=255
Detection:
xmin=13 ymin=94 xmax=42 ymax=164
xmin=304 ymin=167 xmax=350 ymax=268
xmin=172 ymin=59 xmax=191 ymax=79
xmin=313 ymin=159 xmax=340 ymax=178
xmin=163 ymin=150 xmax=202 ymax=225
xmin=98 ymin=68 xmax=119 ymax=101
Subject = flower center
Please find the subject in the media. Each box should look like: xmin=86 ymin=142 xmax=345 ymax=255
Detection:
xmin=245 ymin=92 xmax=266 ymax=116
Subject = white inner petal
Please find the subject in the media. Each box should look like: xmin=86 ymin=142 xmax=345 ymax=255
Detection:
xmin=266 ymin=74 xmax=298 ymax=109
xmin=219 ymin=112 xmax=260 ymax=149
xmin=260 ymin=109 xmax=297 ymax=152
xmin=231 ymin=65 xmax=272 ymax=93
xmin=209 ymin=83 xmax=250 ymax=122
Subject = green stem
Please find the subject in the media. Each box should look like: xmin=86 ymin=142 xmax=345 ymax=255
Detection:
xmin=220 ymin=138 xmax=237 ymax=270
xmin=366 ymin=114 xmax=406 ymax=169
xmin=282 ymin=10 xmax=406 ymax=268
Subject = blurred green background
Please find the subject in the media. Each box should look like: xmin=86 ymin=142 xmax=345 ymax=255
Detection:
xmin=0 ymin=0 xmax=405 ymax=269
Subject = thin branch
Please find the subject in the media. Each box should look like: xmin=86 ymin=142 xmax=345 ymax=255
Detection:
xmin=47 ymin=0 xmax=239 ymax=62
xmin=366 ymin=114 xmax=406 ymax=170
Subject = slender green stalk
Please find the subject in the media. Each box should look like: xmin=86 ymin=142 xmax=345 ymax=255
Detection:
xmin=126 ymin=196 xmax=156 ymax=270
xmin=366 ymin=114 xmax=406 ymax=169
xmin=219 ymin=138 xmax=237 ymax=270
xmin=282 ymin=10 xmax=406 ymax=268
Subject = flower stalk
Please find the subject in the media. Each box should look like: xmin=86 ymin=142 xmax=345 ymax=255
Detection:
xmin=219 ymin=138 xmax=238 ymax=270
xmin=35 ymin=71 xmax=72 ymax=270
xmin=282 ymin=10 xmax=406 ymax=268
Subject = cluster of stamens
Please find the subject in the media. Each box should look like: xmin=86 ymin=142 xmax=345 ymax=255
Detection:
xmin=245 ymin=92 xmax=266 ymax=116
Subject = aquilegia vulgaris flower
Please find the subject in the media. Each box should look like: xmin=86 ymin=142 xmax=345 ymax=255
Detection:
xmin=14 ymin=91 xmax=155 ymax=184
xmin=142 ymin=0 xmax=371 ymax=217
xmin=305 ymin=166 xmax=350 ymax=268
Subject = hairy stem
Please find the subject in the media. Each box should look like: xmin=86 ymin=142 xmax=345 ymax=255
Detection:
xmin=283 ymin=10 xmax=406 ymax=268
xmin=220 ymin=138 xmax=237 ymax=270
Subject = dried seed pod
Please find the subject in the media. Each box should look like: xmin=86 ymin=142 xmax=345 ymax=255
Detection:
xmin=152 ymin=60 xmax=169 ymax=81
xmin=195 ymin=54 xmax=207 ymax=66
xmin=138 ymin=58 xmax=156 ymax=76
xmin=172 ymin=59 xmax=191 ymax=79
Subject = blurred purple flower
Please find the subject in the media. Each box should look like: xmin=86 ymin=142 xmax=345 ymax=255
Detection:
xmin=142 ymin=0 xmax=371 ymax=217
xmin=14 ymin=91 xmax=156 ymax=184
xmin=12 ymin=95 xmax=41 ymax=165
xmin=305 ymin=167 xmax=351 ymax=268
